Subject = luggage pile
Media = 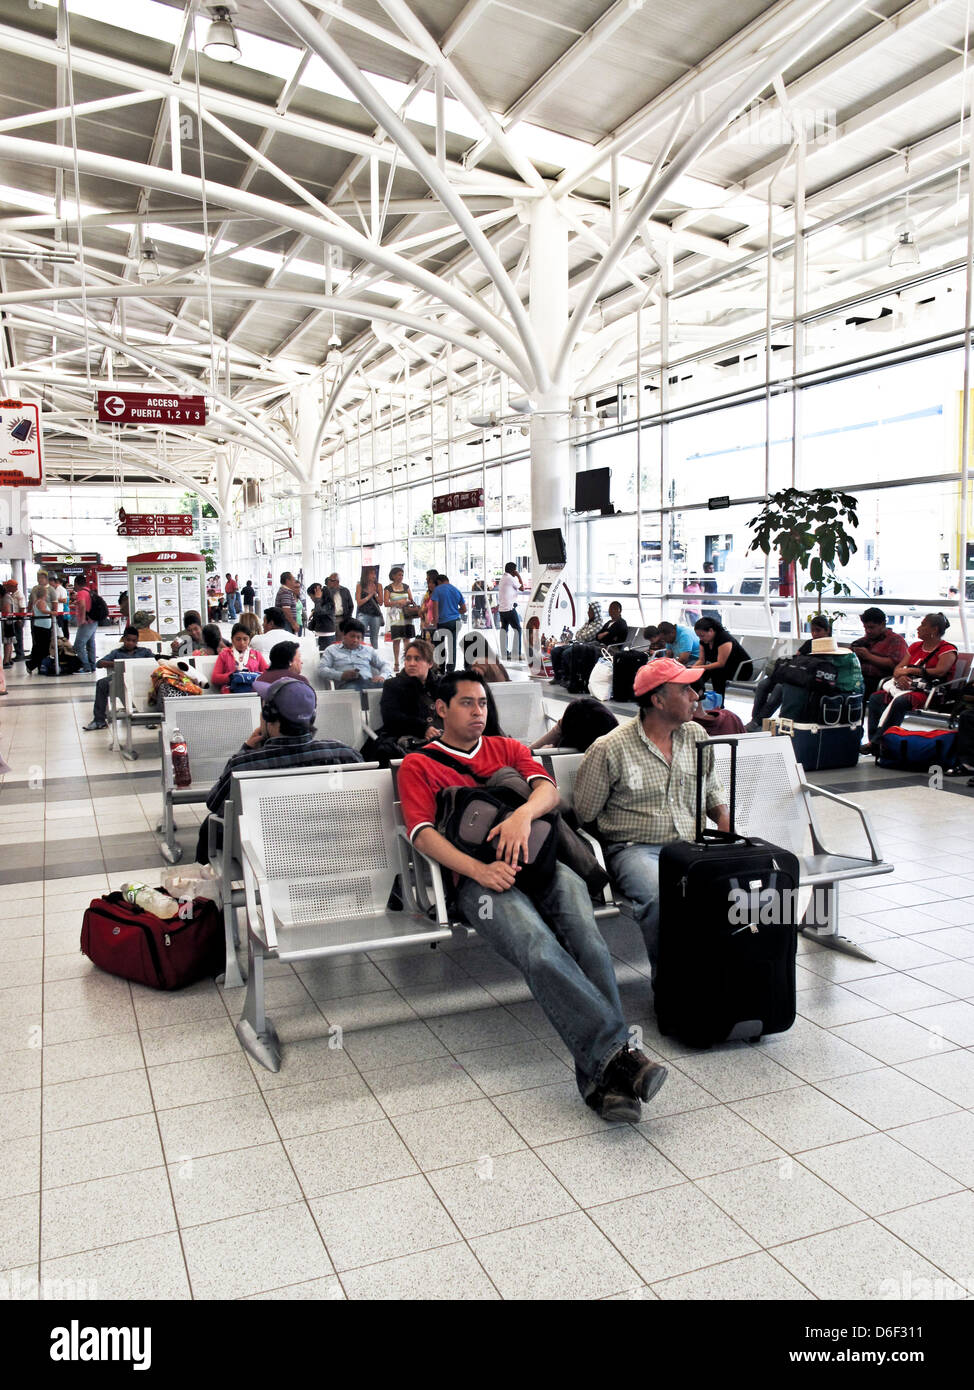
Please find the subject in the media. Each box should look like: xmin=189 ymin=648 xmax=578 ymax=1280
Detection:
xmin=769 ymin=647 xmax=864 ymax=771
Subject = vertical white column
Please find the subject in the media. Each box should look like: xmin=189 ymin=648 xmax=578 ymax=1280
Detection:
xmin=528 ymin=197 xmax=571 ymax=557
xmin=216 ymin=449 xmax=233 ymax=579
xmin=295 ymin=380 xmax=323 ymax=585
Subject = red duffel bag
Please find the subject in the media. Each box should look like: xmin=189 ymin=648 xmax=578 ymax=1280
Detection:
xmin=81 ymin=892 xmax=224 ymax=990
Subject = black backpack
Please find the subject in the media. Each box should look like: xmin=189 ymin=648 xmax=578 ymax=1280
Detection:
xmin=417 ymin=746 xmax=558 ymax=900
xmin=88 ymin=590 xmax=109 ymax=624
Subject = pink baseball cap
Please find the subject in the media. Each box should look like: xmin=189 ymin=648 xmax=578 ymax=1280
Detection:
xmin=632 ymin=657 xmax=700 ymax=698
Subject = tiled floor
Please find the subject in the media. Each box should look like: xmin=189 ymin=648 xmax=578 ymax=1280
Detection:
xmin=2 ymin=650 xmax=974 ymax=1300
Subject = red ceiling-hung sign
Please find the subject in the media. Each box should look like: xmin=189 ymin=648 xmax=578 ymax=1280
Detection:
xmin=432 ymin=488 xmax=485 ymax=515
xmin=97 ymin=391 xmax=207 ymax=426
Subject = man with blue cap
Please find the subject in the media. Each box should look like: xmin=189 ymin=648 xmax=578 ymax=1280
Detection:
xmin=196 ymin=677 xmax=362 ymax=863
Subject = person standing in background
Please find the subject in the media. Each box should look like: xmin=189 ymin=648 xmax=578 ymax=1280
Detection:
xmin=2 ymin=579 xmax=19 ymax=670
xmin=71 ymin=575 xmax=98 ymax=674
xmin=356 ymin=568 xmax=385 ymax=650
xmin=54 ymin=577 xmax=70 ymax=640
xmin=275 ymin=572 xmax=299 ymax=633
xmin=496 ymin=561 xmax=526 ymax=661
xmin=430 ymin=573 xmax=466 ymax=673
xmin=26 ymin=584 xmax=54 ymax=674
xmin=242 ymin=579 xmax=256 ymax=613
xmin=224 ymin=573 xmax=239 ymax=617
xmin=7 ymin=577 xmax=26 ymax=661
xmin=384 ymin=565 xmax=416 ymax=671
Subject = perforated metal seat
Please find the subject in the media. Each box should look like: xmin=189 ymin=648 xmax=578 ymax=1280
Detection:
xmin=308 ymin=688 xmax=367 ymax=750
xmin=490 ymin=681 xmax=548 ymax=743
xmin=158 ymin=695 xmax=262 ymax=862
xmin=237 ymin=768 xmax=452 ymax=1070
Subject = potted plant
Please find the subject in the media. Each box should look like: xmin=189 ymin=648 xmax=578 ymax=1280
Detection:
xmin=748 ymin=487 xmax=859 ymax=635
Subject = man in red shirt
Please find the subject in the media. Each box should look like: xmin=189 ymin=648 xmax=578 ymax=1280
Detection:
xmin=398 ymin=669 xmax=667 ymax=1124
xmin=849 ymin=607 xmax=909 ymax=697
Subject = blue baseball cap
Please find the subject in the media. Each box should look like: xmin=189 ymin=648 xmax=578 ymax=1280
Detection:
xmin=262 ymin=677 xmax=317 ymax=724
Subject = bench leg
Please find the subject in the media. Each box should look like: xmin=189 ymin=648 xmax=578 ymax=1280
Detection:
xmin=157 ymin=794 xmax=183 ymax=864
xmin=121 ymin=716 xmax=139 ymax=762
xmin=218 ymin=902 xmax=246 ymax=990
xmin=799 ymin=883 xmax=875 ymax=962
xmin=235 ymin=932 xmax=280 ymax=1072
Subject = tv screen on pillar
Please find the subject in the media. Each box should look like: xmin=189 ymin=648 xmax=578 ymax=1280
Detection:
xmin=534 ymin=528 xmax=566 ymax=566
xmin=574 ymin=467 xmax=611 ymax=513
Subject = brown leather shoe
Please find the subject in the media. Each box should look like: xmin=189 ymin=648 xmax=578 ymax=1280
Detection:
xmin=604 ymin=1046 xmax=668 ymax=1105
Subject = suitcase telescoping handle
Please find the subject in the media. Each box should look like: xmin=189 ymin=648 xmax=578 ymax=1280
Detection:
xmin=694 ymin=735 xmax=738 ymax=844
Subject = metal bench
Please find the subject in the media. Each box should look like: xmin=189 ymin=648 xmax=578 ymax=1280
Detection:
xmin=236 ymin=767 xmax=454 ymax=1070
xmin=208 ymin=760 xmax=380 ymax=988
xmin=107 ymin=653 xmax=213 ymax=759
xmin=726 ymin=634 xmax=795 ymax=693
xmin=107 ymin=656 xmax=161 ymax=760
xmin=157 ymin=694 xmax=262 ymax=862
xmin=545 ymin=731 xmax=892 ymax=961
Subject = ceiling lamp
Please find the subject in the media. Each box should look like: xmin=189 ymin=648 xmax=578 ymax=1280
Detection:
xmin=137 ymin=238 xmax=161 ymax=284
xmin=325 ymin=331 xmax=343 ymax=368
xmin=889 ymin=223 xmax=920 ymax=269
xmin=203 ymin=7 xmax=242 ymax=63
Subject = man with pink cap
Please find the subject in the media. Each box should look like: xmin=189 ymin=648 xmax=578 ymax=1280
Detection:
xmin=574 ymin=658 xmax=730 ymax=983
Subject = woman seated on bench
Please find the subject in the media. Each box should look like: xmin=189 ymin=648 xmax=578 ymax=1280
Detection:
xmin=863 ymin=612 xmax=957 ymax=754
xmin=691 ymin=618 xmax=752 ymax=698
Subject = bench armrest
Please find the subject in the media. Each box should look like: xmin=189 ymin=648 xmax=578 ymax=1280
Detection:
xmin=207 ymin=807 xmax=225 ymax=870
xmin=801 ymin=781 xmax=885 ymax=865
xmin=239 ymin=836 xmax=278 ymax=951
xmin=396 ymin=827 xmax=451 ymax=927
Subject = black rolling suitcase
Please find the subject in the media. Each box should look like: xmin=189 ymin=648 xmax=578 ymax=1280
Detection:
xmin=611 ymin=648 xmax=650 ymax=703
xmin=655 ymin=737 xmax=800 ymax=1048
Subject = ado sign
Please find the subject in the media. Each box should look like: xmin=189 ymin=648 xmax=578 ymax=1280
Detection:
xmin=97 ymin=391 xmax=206 ymax=426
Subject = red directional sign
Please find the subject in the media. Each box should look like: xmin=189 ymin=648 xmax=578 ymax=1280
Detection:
xmin=97 ymin=391 xmax=206 ymax=426
xmin=432 ymin=487 xmax=484 ymax=515
xmin=117 ymin=509 xmax=194 ymax=537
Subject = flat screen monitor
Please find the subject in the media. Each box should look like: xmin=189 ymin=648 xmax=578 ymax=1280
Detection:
xmin=534 ymin=528 xmax=566 ymax=565
xmin=574 ymin=467 xmax=611 ymax=512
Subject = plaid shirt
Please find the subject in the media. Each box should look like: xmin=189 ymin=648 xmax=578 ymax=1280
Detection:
xmin=573 ymin=716 xmax=727 ymax=846
xmin=206 ymin=733 xmax=362 ymax=812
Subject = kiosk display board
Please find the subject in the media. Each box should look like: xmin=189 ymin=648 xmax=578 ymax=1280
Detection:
xmin=127 ymin=551 xmax=206 ymax=638
xmin=95 ymin=565 xmax=128 ymax=619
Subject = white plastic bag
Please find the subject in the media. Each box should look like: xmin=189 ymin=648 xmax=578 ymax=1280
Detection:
xmin=162 ymin=865 xmax=222 ymax=906
xmin=588 ymin=653 xmax=614 ymax=702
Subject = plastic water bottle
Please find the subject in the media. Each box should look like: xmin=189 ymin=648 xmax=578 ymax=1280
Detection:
xmin=170 ymin=728 xmax=191 ymax=788
xmin=122 ymin=883 xmax=178 ymax=919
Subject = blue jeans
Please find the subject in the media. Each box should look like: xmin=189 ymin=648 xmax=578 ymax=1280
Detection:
xmin=455 ymin=862 xmax=628 ymax=1099
xmin=605 ymin=842 xmax=663 ymax=980
xmin=358 ymin=613 xmax=381 ymax=649
xmin=75 ymin=621 xmax=98 ymax=672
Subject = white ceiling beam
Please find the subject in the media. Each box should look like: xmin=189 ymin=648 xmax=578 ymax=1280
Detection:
xmin=463 ymin=0 xmax=639 ymax=172
xmin=0 ymin=20 xmax=537 ymax=202
xmin=0 ymin=134 xmax=532 ymax=381
xmin=552 ymin=0 xmax=851 ymax=200
xmin=266 ymin=0 xmax=548 ymax=389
